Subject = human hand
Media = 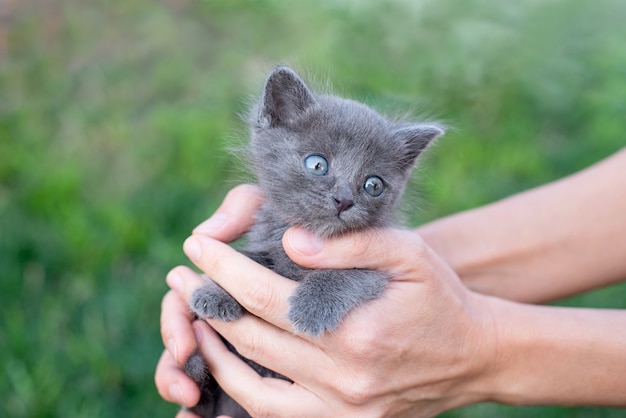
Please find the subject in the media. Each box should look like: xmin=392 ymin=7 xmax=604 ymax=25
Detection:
xmin=160 ymin=190 xmax=499 ymax=417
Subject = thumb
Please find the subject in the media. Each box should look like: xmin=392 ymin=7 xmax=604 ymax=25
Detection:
xmin=282 ymin=226 xmax=431 ymax=275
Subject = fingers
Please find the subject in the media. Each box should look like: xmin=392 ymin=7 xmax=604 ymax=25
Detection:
xmin=166 ymin=263 xmax=329 ymax=413
xmin=205 ymin=305 xmax=330 ymax=384
xmin=180 ymin=235 xmax=298 ymax=331
xmin=160 ymin=289 xmax=197 ymax=366
xmin=192 ymin=321 xmax=327 ymax=418
xmin=193 ymin=184 xmax=264 ymax=242
xmin=282 ymin=227 xmax=431 ymax=277
xmin=155 ymin=349 xmax=201 ymax=408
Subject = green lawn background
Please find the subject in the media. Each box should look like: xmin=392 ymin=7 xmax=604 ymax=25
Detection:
xmin=1 ymin=0 xmax=624 ymax=417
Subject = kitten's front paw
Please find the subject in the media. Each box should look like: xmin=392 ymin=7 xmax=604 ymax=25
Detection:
xmin=288 ymin=269 xmax=387 ymax=336
xmin=190 ymin=281 xmax=243 ymax=322
xmin=288 ymin=285 xmax=344 ymax=336
xmin=184 ymin=351 xmax=209 ymax=384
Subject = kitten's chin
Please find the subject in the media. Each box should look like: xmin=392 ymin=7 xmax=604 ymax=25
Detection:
xmin=283 ymin=208 xmax=375 ymax=238
xmin=304 ymin=218 xmax=369 ymax=239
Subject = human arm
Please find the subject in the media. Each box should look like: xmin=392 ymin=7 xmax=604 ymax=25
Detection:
xmin=418 ymin=148 xmax=626 ymax=303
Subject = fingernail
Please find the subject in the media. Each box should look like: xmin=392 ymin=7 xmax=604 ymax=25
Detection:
xmin=183 ymin=236 xmax=201 ymax=262
xmin=169 ymin=382 xmax=184 ymax=404
xmin=194 ymin=213 xmax=227 ymax=235
xmin=167 ymin=338 xmax=178 ymax=364
xmin=286 ymin=228 xmax=324 ymax=256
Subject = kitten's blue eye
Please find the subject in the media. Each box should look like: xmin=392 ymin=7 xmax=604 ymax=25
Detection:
xmin=364 ymin=176 xmax=384 ymax=197
xmin=304 ymin=155 xmax=328 ymax=176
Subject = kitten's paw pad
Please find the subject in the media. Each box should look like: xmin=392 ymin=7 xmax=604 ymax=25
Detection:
xmin=190 ymin=286 xmax=243 ymax=322
xmin=288 ymin=291 xmax=343 ymax=336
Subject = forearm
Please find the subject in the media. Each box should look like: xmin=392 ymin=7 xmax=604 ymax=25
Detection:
xmin=482 ymin=297 xmax=626 ymax=407
xmin=417 ymin=148 xmax=626 ymax=303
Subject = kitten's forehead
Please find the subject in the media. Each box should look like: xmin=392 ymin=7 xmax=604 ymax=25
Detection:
xmin=305 ymin=97 xmax=394 ymax=153
xmin=317 ymin=96 xmax=388 ymax=132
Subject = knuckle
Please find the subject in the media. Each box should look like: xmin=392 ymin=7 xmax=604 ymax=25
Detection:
xmin=348 ymin=336 xmax=378 ymax=361
xmin=331 ymin=326 xmax=386 ymax=405
xmin=341 ymin=320 xmax=384 ymax=360
xmin=231 ymin=324 xmax=285 ymax=367
xmin=232 ymin=327 xmax=263 ymax=361
xmin=205 ymin=252 xmax=229 ymax=282
xmin=240 ymin=277 xmax=275 ymax=314
xmin=332 ymin=373 xmax=377 ymax=405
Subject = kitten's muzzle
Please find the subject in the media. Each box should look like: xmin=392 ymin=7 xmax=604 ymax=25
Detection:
xmin=333 ymin=186 xmax=355 ymax=215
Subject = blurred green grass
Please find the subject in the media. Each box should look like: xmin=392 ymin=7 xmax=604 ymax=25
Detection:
xmin=1 ymin=0 xmax=624 ymax=417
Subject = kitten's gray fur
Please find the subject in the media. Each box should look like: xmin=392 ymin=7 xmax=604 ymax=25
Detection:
xmin=184 ymin=66 xmax=444 ymax=417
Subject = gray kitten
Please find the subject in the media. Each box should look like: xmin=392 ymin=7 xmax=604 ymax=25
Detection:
xmin=183 ymin=66 xmax=444 ymax=417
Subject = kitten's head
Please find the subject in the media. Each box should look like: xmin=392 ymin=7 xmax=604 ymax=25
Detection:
xmin=248 ymin=66 xmax=443 ymax=238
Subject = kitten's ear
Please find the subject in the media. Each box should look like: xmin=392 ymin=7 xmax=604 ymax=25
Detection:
xmin=394 ymin=124 xmax=444 ymax=169
xmin=258 ymin=66 xmax=317 ymax=128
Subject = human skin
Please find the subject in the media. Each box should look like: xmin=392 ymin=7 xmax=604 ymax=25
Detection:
xmin=156 ymin=149 xmax=626 ymax=417
xmin=418 ymin=148 xmax=626 ymax=303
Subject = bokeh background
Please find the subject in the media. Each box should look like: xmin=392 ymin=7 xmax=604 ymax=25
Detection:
xmin=1 ymin=0 xmax=625 ymax=417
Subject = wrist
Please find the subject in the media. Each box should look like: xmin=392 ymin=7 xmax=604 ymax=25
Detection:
xmin=423 ymin=291 xmax=506 ymax=411
xmin=452 ymin=292 xmax=506 ymax=408
xmin=479 ymin=297 xmax=626 ymax=407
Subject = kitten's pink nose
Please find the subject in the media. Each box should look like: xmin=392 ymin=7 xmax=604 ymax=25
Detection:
xmin=334 ymin=197 xmax=354 ymax=214
xmin=333 ymin=185 xmax=354 ymax=215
